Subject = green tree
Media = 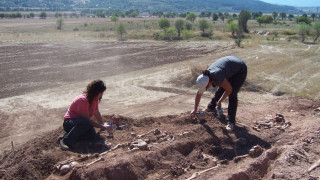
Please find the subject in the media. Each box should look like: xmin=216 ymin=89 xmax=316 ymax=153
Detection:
xmin=29 ymin=12 xmax=35 ymax=18
xmin=238 ymin=10 xmax=251 ymax=33
xmin=198 ymin=19 xmax=210 ymax=34
xmin=39 ymin=11 xmax=47 ymax=19
xmin=257 ymin=17 xmax=264 ymax=26
xmin=159 ymin=18 xmax=170 ymax=30
xmin=212 ymin=12 xmax=219 ymax=21
xmin=297 ymin=16 xmax=312 ymax=25
xmin=296 ymin=23 xmax=311 ymax=42
xmin=228 ymin=22 xmax=238 ymax=37
xmin=272 ymin=12 xmax=278 ymax=21
xmin=288 ymin=14 xmax=294 ymax=21
xmin=313 ymin=21 xmax=320 ymax=42
xmin=263 ymin=15 xmax=273 ymax=24
xmin=175 ymin=19 xmax=184 ymax=38
xmin=227 ymin=17 xmax=234 ymax=24
xmin=280 ymin=12 xmax=286 ymax=20
xmin=311 ymin=13 xmax=316 ymax=22
xmin=218 ymin=12 xmax=224 ymax=22
xmin=111 ymin=15 xmax=119 ymax=25
xmin=185 ymin=22 xmax=193 ymax=30
xmin=186 ymin=12 xmax=196 ymax=23
xmin=55 ymin=12 xmax=62 ymax=18
xmin=116 ymin=23 xmax=127 ymax=40
xmin=224 ymin=12 xmax=230 ymax=19
xmin=205 ymin=12 xmax=212 ymax=18
xmin=232 ymin=14 xmax=238 ymax=19
xmin=56 ymin=17 xmax=64 ymax=30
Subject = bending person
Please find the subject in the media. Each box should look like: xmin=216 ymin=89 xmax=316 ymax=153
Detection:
xmin=191 ymin=56 xmax=247 ymax=132
xmin=60 ymin=80 xmax=111 ymax=150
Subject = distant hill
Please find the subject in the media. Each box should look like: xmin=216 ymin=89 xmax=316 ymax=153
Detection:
xmin=0 ymin=0 xmax=302 ymax=13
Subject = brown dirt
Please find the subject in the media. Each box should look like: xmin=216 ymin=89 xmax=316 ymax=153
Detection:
xmin=0 ymin=97 xmax=319 ymax=180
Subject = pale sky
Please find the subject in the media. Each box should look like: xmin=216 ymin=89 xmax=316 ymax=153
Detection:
xmin=260 ymin=0 xmax=319 ymax=7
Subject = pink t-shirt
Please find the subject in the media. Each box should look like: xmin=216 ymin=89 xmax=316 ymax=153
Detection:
xmin=64 ymin=94 xmax=99 ymax=120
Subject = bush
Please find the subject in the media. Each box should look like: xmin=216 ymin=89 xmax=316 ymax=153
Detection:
xmin=181 ymin=30 xmax=194 ymax=40
xmin=159 ymin=27 xmax=177 ymax=41
xmin=73 ymin=27 xmax=79 ymax=31
xmin=282 ymin=30 xmax=296 ymax=35
xmin=235 ymin=38 xmax=242 ymax=47
xmin=185 ymin=22 xmax=193 ymax=30
xmin=153 ymin=32 xmax=161 ymax=40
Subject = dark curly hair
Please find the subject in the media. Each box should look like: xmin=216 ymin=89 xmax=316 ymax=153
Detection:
xmin=84 ymin=80 xmax=106 ymax=107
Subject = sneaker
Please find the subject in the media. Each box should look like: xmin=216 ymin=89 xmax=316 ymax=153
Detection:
xmin=226 ymin=122 xmax=234 ymax=132
xmin=205 ymin=107 xmax=215 ymax=112
xmin=59 ymin=139 xmax=70 ymax=151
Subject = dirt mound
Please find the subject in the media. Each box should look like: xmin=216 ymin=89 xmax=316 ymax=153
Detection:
xmin=0 ymin=97 xmax=319 ymax=180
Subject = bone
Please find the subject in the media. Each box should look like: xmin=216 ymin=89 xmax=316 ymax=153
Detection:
xmin=55 ymin=157 xmax=75 ymax=170
xmin=186 ymin=164 xmax=220 ymax=180
xmin=234 ymin=154 xmax=249 ymax=163
xmin=86 ymin=157 xmax=104 ymax=167
xmin=308 ymin=159 xmax=320 ymax=173
xmin=137 ymin=129 xmax=158 ymax=139
xmin=258 ymin=122 xmax=273 ymax=127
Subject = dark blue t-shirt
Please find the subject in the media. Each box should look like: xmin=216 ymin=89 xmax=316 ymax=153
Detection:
xmin=208 ymin=56 xmax=246 ymax=86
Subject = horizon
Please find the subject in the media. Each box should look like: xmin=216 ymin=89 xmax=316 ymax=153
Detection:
xmin=260 ymin=0 xmax=319 ymax=7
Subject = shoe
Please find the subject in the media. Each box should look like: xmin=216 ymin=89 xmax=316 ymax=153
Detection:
xmin=59 ymin=139 xmax=70 ymax=151
xmin=205 ymin=107 xmax=215 ymax=112
xmin=226 ymin=122 xmax=234 ymax=132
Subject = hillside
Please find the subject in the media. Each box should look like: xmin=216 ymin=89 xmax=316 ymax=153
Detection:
xmin=0 ymin=0 xmax=301 ymax=13
xmin=1 ymin=98 xmax=320 ymax=180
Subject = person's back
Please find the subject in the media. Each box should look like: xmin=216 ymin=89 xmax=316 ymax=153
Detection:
xmin=208 ymin=56 xmax=246 ymax=86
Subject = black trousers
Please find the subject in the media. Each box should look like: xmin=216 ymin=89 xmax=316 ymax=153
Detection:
xmin=63 ymin=118 xmax=97 ymax=148
xmin=208 ymin=67 xmax=247 ymax=123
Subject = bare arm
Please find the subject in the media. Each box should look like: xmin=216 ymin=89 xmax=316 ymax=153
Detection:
xmin=94 ymin=110 xmax=104 ymax=124
xmin=191 ymin=91 xmax=203 ymax=116
xmin=217 ymin=78 xmax=232 ymax=109
xmin=81 ymin=112 xmax=106 ymax=130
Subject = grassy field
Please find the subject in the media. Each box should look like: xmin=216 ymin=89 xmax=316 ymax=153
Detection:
xmin=0 ymin=16 xmax=319 ymax=98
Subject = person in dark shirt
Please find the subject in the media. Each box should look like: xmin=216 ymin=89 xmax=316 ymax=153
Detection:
xmin=190 ymin=56 xmax=247 ymax=132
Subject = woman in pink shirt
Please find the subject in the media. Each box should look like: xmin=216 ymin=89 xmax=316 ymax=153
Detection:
xmin=60 ymin=80 xmax=111 ymax=150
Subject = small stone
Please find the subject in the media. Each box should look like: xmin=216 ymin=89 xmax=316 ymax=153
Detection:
xmin=154 ymin=129 xmax=160 ymax=135
xmin=189 ymin=163 xmax=196 ymax=169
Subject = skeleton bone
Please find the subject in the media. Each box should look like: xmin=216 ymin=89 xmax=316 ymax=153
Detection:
xmin=234 ymin=154 xmax=249 ymax=163
xmin=55 ymin=157 xmax=75 ymax=169
xmin=99 ymin=143 xmax=124 ymax=156
xmin=258 ymin=122 xmax=273 ymax=127
xmin=186 ymin=164 xmax=220 ymax=180
xmin=308 ymin=159 xmax=320 ymax=173
xmin=137 ymin=129 xmax=157 ymax=139
xmin=86 ymin=157 xmax=104 ymax=167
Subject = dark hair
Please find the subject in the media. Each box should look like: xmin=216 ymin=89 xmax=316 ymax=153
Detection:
xmin=202 ymin=70 xmax=215 ymax=87
xmin=85 ymin=80 xmax=106 ymax=107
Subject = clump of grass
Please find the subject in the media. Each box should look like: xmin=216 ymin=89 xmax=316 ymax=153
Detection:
xmin=282 ymin=30 xmax=296 ymax=35
xmin=171 ymin=61 xmax=206 ymax=87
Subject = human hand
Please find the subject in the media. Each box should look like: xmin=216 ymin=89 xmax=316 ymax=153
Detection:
xmin=217 ymin=101 xmax=221 ymax=110
xmin=190 ymin=110 xmax=197 ymax=117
